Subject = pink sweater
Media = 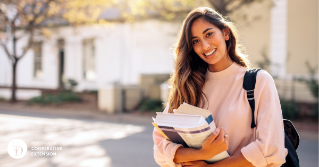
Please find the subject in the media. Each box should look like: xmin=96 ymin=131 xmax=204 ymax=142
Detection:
xmin=153 ymin=63 xmax=287 ymax=167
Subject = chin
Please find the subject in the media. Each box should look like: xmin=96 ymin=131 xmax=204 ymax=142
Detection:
xmin=206 ymin=59 xmax=220 ymax=65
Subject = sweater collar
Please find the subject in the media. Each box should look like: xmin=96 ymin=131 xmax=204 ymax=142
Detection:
xmin=205 ymin=62 xmax=242 ymax=80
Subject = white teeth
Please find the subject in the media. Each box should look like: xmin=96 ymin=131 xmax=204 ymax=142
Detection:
xmin=205 ymin=49 xmax=216 ymax=56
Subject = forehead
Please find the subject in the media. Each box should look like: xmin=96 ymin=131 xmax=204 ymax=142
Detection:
xmin=191 ymin=18 xmax=218 ymax=36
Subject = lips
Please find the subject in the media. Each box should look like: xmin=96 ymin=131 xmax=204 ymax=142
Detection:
xmin=204 ymin=48 xmax=216 ymax=57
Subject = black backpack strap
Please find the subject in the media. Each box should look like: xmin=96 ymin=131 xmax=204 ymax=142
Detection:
xmin=244 ymin=69 xmax=300 ymax=167
xmin=243 ymin=69 xmax=261 ymax=128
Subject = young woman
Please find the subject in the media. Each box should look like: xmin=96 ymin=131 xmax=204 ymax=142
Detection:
xmin=153 ymin=7 xmax=287 ymax=167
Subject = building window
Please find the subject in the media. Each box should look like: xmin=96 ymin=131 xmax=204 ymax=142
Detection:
xmin=33 ymin=41 xmax=42 ymax=78
xmin=83 ymin=38 xmax=96 ymax=81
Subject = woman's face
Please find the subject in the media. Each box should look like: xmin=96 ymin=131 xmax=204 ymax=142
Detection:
xmin=190 ymin=17 xmax=232 ymax=72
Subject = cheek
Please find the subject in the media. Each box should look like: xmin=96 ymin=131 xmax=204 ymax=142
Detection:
xmin=193 ymin=45 xmax=201 ymax=56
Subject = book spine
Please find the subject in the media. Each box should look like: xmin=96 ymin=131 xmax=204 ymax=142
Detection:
xmin=158 ymin=126 xmax=189 ymax=147
xmin=152 ymin=123 xmax=170 ymax=141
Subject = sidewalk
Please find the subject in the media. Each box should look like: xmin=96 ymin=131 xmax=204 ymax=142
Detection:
xmin=0 ymin=102 xmax=156 ymax=125
xmin=0 ymin=102 xmax=317 ymax=141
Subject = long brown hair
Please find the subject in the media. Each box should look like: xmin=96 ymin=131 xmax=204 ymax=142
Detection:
xmin=167 ymin=7 xmax=250 ymax=113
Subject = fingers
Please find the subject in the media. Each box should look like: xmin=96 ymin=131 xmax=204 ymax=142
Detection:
xmin=214 ymin=127 xmax=229 ymax=151
xmin=181 ymin=161 xmax=194 ymax=167
xmin=207 ymin=128 xmax=220 ymax=143
xmin=225 ymin=131 xmax=229 ymax=145
xmin=216 ymin=127 xmax=225 ymax=142
xmin=181 ymin=161 xmax=192 ymax=165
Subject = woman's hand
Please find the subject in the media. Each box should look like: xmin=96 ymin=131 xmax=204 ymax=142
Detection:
xmin=199 ymin=128 xmax=229 ymax=160
xmin=181 ymin=160 xmax=208 ymax=167
xmin=173 ymin=128 xmax=229 ymax=163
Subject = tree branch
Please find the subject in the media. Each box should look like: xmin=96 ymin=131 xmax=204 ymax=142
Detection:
xmin=18 ymin=29 xmax=34 ymax=60
xmin=0 ymin=5 xmax=9 ymax=30
xmin=18 ymin=0 xmax=54 ymax=60
xmin=227 ymin=0 xmax=255 ymax=14
xmin=0 ymin=39 xmax=14 ymax=63
xmin=207 ymin=0 xmax=228 ymax=16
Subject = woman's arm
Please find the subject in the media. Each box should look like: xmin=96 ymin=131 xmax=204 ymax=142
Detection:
xmin=240 ymin=71 xmax=287 ymax=166
xmin=180 ymin=153 xmax=254 ymax=167
xmin=210 ymin=153 xmax=254 ymax=167
xmin=174 ymin=128 xmax=229 ymax=163
xmin=153 ymin=127 xmax=183 ymax=167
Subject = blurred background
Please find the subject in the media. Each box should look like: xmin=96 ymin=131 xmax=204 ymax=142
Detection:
xmin=0 ymin=0 xmax=317 ymax=167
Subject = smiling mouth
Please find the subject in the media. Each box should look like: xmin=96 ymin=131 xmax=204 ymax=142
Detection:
xmin=204 ymin=49 xmax=216 ymax=57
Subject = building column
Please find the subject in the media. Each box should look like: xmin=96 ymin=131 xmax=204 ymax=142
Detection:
xmin=270 ymin=0 xmax=287 ymax=78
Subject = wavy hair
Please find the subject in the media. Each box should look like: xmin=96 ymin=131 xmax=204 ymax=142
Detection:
xmin=167 ymin=7 xmax=250 ymax=113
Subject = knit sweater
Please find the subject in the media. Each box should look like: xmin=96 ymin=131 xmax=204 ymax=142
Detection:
xmin=153 ymin=62 xmax=287 ymax=167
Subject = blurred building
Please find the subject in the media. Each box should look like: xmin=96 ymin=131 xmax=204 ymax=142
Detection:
xmin=0 ymin=20 xmax=180 ymax=100
xmin=0 ymin=0 xmax=317 ymax=105
xmin=228 ymin=0 xmax=318 ymax=103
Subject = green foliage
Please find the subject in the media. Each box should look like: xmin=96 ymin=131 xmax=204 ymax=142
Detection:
xmin=140 ymin=99 xmax=164 ymax=112
xmin=256 ymin=46 xmax=271 ymax=70
xmin=296 ymin=61 xmax=318 ymax=116
xmin=297 ymin=61 xmax=318 ymax=99
xmin=28 ymin=92 xmax=81 ymax=104
xmin=280 ymin=99 xmax=299 ymax=120
xmin=0 ymin=97 xmax=6 ymax=101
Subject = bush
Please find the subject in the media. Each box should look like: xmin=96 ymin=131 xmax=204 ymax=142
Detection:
xmin=0 ymin=97 xmax=6 ymax=101
xmin=281 ymin=100 xmax=299 ymax=120
xmin=28 ymin=92 xmax=81 ymax=104
xmin=140 ymin=99 xmax=164 ymax=112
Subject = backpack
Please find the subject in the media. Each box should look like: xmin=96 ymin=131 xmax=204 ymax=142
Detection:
xmin=243 ymin=69 xmax=300 ymax=167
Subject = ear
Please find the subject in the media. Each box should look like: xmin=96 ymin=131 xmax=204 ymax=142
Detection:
xmin=223 ymin=28 xmax=230 ymax=41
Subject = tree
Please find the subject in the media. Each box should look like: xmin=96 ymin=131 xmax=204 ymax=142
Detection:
xmin=0 ymin=0 xmax=121 ymax=102
xmin=0 ymin=0 xmax=267 ymax=102
xmin=206 ymin=0 xmax=268 ymax=16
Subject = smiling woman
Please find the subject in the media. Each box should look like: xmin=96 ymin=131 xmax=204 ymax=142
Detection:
xmin=167 ymin=7 xmax=250 ymax=114
xmin=153 ymin=7 xmax=287 ymax=167
xmin=191 ymin=18 xmax=232 ymax=72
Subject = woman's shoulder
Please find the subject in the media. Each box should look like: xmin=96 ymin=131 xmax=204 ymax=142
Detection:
xmin=256 ymin=69 xmax=274 ymax=83
xmin=255 ymin=69 xmax=277 ymax=90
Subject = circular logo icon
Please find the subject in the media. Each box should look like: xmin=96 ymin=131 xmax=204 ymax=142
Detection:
xmin=7 ymin=139 xmax=27 ymax=159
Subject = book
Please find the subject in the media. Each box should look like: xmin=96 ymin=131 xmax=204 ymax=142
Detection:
xmin=153 ymin=103 xmax=229 ymax=163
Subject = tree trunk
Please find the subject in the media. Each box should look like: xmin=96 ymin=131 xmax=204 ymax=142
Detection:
xmin=10 ymin=60 xmax=18 ymax=103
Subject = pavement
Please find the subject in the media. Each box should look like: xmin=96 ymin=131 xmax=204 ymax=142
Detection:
xmin=0 ymin=105 xmax=317 ymax=167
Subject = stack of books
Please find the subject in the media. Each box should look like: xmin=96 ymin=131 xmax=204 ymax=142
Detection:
xmin=152 ymin=103 xmax=229 ymax=163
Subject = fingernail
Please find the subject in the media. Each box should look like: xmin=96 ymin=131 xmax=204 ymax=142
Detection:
xmin=214 ymin=128 xmax=220 ymax=134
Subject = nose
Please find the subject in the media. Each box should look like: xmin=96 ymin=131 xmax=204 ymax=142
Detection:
xmin=202 ymin=40 xmax=210 ymax=50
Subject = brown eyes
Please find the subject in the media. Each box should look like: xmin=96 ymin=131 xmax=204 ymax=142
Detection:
xmin=192 ymin=32 xmax=213 ymax=45
xmin=206 ymin=32 xmax=213 ymax=37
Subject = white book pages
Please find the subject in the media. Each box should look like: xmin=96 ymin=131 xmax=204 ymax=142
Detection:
xmin=174 ymin=103 xmax=229 ymax=163
xmin=154 ymin=105 xmax=230 ymax=163
xmin=155 ymin=112 xmax=206 ymax=127
xmin=206 ymin=151 xmax=230 ymax=163
xmin=174 ymin=123 xmax=212 ymax=148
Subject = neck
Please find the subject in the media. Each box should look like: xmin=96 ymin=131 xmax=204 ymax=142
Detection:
xmin=208 ymin=54 xmax=233 ymax=72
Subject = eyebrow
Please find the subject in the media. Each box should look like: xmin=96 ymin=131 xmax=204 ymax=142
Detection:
xmin=191 ymin=28 xmax=214 ymax=39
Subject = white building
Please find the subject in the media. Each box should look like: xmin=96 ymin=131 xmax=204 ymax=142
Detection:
xmin=0 ymin=20 xmax=181 ymax=99
xmin=0 ymin=0 xmax=317 ymax=103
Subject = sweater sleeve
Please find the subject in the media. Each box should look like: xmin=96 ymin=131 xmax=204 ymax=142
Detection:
xmin=153 ymin=105 xmax=183 ymax=167
xmin=241 ymin=70 xmax=288 ymax=167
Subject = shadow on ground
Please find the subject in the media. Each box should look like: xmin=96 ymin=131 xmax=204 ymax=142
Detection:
xmin=0 ymin=109 xmax=157 ymax=167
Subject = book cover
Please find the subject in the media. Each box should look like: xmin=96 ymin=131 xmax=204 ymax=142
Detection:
xmin=153 ymin=103 xmax=229 ymax=163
